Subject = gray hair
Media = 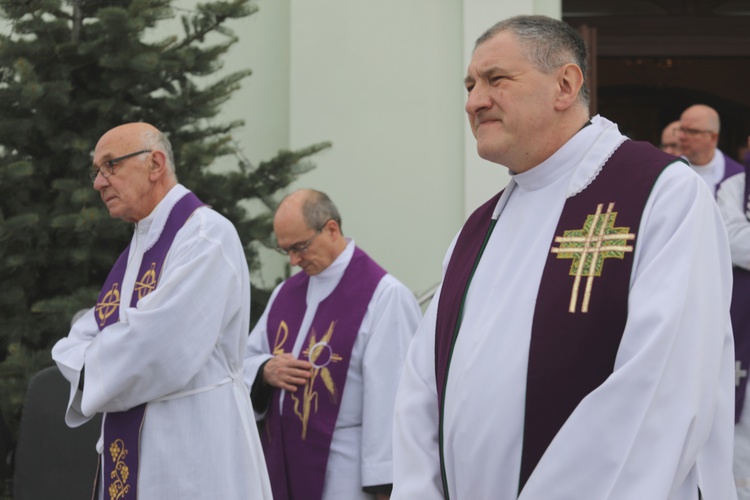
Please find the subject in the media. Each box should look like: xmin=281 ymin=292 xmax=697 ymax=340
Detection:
xmin=143 ymin=129 xmax=177 ymax=178
xmin=476 ymin=15 xmax=590 ymax=107
xmin=301 ymin=190 xmax=342 ymax=233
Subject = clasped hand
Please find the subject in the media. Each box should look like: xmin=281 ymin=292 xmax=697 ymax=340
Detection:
xmin=263 ymin=353 xmax=312 ymax=392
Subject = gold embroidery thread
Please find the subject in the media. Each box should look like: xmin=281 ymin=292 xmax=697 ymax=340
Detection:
xmin=96 ymin=284 xmax=121 ymax=326
xmin=292 ymin=321 xmax=341 ymax=439
xmin=108 ymin=438 xmax=131 ymax=500
xmin=273 ymin=321 xmax=289 ymax=355
xmin=550 ymin=202 xmax=635 ymax=313
xmin=134 ymin=263 xmax=157 ymax=300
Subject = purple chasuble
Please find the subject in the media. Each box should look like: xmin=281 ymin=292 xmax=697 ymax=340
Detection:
xmin=434 ymin=140 xmax=673 ymax=497
xmin=261 ymin=247 xmax=386 ymax=500
xmin=93 ymin=191 xmax=204 ymax=499
xmin=732 ymin=151 xmax=750 ymax=422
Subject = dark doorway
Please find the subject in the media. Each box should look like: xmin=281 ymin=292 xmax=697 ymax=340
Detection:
xmin=564 ymin=0 xmax=750 ymax=160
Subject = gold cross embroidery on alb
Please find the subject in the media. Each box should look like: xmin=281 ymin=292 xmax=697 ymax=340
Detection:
xmin=550 ymin=202 xmax=635 ymax=313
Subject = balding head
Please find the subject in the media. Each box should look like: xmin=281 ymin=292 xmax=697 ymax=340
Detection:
xmin=96 ymin=122 xmax=177 ymax=177
xmin=678 ymin=104 xmax=720 ymax=166
xmin=273 ymin=189 xmax=346 ymax=276
xmin=92 ymin=122 xmax=178 ymax=222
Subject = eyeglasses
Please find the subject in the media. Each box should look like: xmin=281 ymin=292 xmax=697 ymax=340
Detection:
xmin=274 ymin=220 xmax=332 ymax=256
xmin=89 ymin=149 xmax=151 ymax=183
xmin=678 ymin=127 xmax=715 ymax=136
xmin=660 ymin=142 xmax=679 ymax=150
xmin=275 ymin=230 xmax=322 ymax=256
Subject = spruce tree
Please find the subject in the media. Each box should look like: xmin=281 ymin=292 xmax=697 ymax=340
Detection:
xmin=0 ymin=0 xmax=329 ymax=457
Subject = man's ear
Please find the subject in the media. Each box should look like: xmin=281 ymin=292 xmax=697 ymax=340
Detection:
xmin=148 ymin=150 xmax=168 ymax=178
xmin=555 ymin=63 xmax=584 ymax=111
xmin=326 ymin=219 xmax=344 ymax=239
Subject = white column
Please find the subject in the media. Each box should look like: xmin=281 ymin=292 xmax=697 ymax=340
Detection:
xmin=220 ymin=0 xmax=560 ymax=293
xmin=286 ymin=0 xmax=465 ymax=294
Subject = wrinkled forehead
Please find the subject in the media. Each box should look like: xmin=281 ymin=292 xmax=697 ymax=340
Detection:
xmin=466 ymin=32 xmax=524 ymax=80
xmin=94 ymin=125 xmax=147 ymax=161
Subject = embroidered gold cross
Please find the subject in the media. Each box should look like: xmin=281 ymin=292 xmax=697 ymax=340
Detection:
xmin=550 ymin=202 xmax=635 ymax=313
xmin=134 ymin=263 xmax=157 ymax=300
xmin=96 ymin=283 xmax=121 ymax=326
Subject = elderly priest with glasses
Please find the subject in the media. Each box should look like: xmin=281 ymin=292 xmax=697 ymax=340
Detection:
xmin=52 ymin=122 xmax=272 ymax=499
xmin=244 ymin=188 xmax=421 ymax=500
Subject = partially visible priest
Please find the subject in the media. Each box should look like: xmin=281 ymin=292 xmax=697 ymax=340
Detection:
xmin=52 ymin=122 xmax=272 ymax=499
xmin=678 ymin=103 xmax=743 ymax=195
xmin=391 ymin=15 xmax=737 ymax=500
xmin=716 ymin=137 xmax=750 ymax=500
xmin=244 ymin=188 xmax=422 ymax=500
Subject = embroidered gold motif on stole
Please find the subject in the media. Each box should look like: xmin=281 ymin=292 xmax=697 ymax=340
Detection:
xmin=134 ymin=263 xmax=157 ymax=300
xmin=293 ymin=321 xmax=341 ymax=439
xmin=96 ymin=284 xmax=121 ymax=327
xmin=270 ymin=321 xmax=344 ymax=439
xmin=108 ymin=439 xmax=131 ymax=500
xmin=550 ymin=202 xmax=635 ymax=313
xmin=273 ymin=321 xmax=289 ymax=355
xmin=106 ymin=264 xmax=157 ymax=498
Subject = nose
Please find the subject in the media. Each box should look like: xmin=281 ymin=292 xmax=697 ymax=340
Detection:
xmin=288 ymin=252 xmax=302 ymax=267
xmin=465 ymin=83 xmax=492 ymax=116
xmin=93 ymin=171 xmax=108 ymax=191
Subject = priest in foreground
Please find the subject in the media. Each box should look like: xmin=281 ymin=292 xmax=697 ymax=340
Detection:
xmin=391 ymin=15 xmax=736 ymax=500
xmin=52 ymin=122 xmax=272 ymax=499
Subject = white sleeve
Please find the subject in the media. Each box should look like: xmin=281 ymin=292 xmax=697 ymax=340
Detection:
xmin=519 ymin=163 xmax=737 ymax=499
xmin=243 ymin=285 xmax=281 ymax=388
xmin=52 ymin=212 xmax=248 ymax=421
xmin=391 ymin=289 xmax=444 ymax=499
xmin=391 ymin=231 xmax=460 ymax=500
xmin=391 ymin=231 xmax=461 ymax=499
xmin=717 ymin=172 xmax=750 ymax=270
xmin=50 ymin=307 xmax=99 ymax=427
xmin=360 ymin=277 xmax=422 ymax=488
xmin=242 ymin=284 xmax=281 ymax=419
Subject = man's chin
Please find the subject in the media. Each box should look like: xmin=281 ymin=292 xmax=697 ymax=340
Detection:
xmin=477 ymin=147 xmax=505 ymax=166
xmin=301 ymin=265 xmax=321 ymax=277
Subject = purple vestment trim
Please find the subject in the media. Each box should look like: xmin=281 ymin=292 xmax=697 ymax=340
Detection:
xmin=732 ymin=152 xmax=750 ymax=422
xmin=94 ymin=191 xmax=204 ymax=499
xmin=434 ymin=140 xmax=672 ymax=497
xmin=262 ymin=246 xmax=386 ymax=500
xmin=721 ymin=152 xmax=743 ymax=187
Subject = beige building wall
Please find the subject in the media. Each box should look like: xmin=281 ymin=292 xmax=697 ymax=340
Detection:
xmin=204 ymin=0 xmax=562 ymax=296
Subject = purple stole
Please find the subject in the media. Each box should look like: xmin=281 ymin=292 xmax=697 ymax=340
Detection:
xmin=93 ymin=192 xmax=204 ymax=499
xmin=731 ymin=152 xmax=750 ymax=422
xmin=434 ymin=140 xmax=672 ymax=497
xmin=720 ymin=152 xmax=744 ymax=191
xmin=261 ymin=247 xmax=386 ymax=500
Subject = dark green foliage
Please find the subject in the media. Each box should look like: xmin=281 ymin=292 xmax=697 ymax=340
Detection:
xmin=0 ymin=0 xmax=329 ymax=467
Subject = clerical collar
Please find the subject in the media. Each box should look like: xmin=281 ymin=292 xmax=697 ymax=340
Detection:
xmin=307 ymin=239 xmax=355 ymax=301
xmin=503 ymin=116 xmax=626 ymax=200
xmin=134 ymin=184 xmax=189 ymax=251
xmin=507 ymin=119 xmax=593 ymax=179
